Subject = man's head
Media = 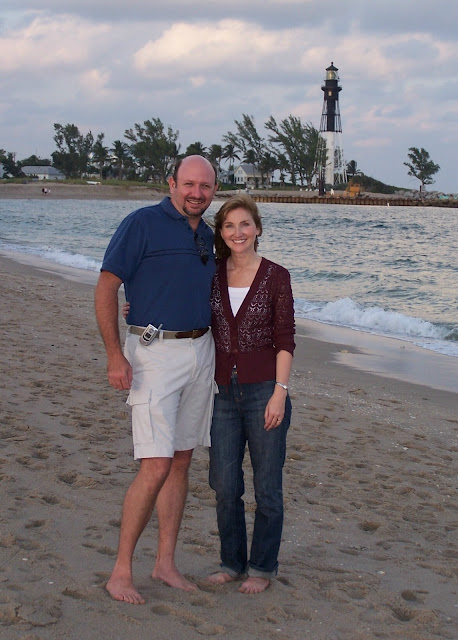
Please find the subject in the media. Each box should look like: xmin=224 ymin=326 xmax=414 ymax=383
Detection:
xmin=168 ymin=155 xmax=218 ymax=224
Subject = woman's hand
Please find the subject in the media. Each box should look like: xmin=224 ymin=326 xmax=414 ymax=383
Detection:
xmin=122 ymin=301 xmax=130 ymax=320
xmin=264 ymin=387 xmax=287 ymax=430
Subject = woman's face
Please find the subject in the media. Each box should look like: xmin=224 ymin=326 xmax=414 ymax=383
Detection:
xmin=220 ymin=207 xmax=260 ymax=255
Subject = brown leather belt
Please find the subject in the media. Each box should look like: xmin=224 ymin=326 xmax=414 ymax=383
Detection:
xmin=129 ymin=326 xmax=209 ymax=340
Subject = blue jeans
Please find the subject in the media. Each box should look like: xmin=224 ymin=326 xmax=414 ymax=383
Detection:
xmin=209 ymin=374 xmax=291 ymax=578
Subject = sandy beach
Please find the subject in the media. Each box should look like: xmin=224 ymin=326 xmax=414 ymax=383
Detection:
xmin=0 ymin=253 xmax=457 ymax=640
xmin=0 ymin=181 xmax=167 ymax=201
xmin=0 ymin=180 xmax=402 ymax=202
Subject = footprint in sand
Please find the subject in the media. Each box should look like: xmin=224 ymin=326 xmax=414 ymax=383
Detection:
xmin=151 ymin=603 xmax=225 ymax=635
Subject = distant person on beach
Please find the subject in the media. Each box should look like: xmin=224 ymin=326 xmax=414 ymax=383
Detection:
xmin=207 ymin=195 xmax=295 ymax=593
xmin=94 ymin=155 xmax=218 ymax=604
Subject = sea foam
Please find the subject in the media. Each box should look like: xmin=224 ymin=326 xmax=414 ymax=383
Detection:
xmin=294 ymin=296 xmax=457 ymax=357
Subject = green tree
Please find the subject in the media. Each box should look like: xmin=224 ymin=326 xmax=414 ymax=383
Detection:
xmin=276 ymin=152 xmax=289 ymax=188
xmin=52 ymin=123 xmax=94 ymax=178
xmin=301 ymin=123 xmax=323 ymax=188
xmin=265 ymin=116 xmax=322 ymax=188
xmin=1 ymin=151 xmax=21 ymax=177
xmin=91 ymin=133 xmax=110 ymax=179
xmin=243 ymin=149 xmax=257 ymax=165
xmin=223 ymin=114 xmax=267 ymax=176
xmin=110 ymin=140 xmax=131 ymax=180
xmin=207 ymin=144 xmax=223 ymax=171
xmin=258 ymin=152 xmax=277 ymax=186
xmin=221 ymin=143 xmax=240 ymax=166
xmin=184 ymin=141 xmax=207 ymax=157
xmin=19 ymin=154 xmax=51 ymax=167
xmin=221 ymin=143 xmax=240 ymax=183
xmin=404 ymin=147 xmax=440 ymax=191
xmin=346 ymin=159 xmax=362 ymax=180
xmin=125 ymin=118 xmax=180 ymax=183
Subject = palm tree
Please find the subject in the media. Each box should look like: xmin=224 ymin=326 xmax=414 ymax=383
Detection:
xmin=222 ymin=143 xmax=240 ymax=167
xmin=258 ymin=152 xmax=277 ymax=187
xmin=111 ymin=140 xmax=130 ymax=180
xmin=92 ymin=134 xmax=109 ymax=180
xmin=221 ymin=143 xmax=240 ymax=184
xmin=277 ymin=153 xmax=289 ymax=188
xmin=207 ymin=144 xmax=223 ymax=171
xmin=346 ymin=160 xmax=362 ymax=180
xmin=184 ymin=141 xmax=207 ymax=156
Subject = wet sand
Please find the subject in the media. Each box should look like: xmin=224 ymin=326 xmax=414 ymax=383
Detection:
xmin=0 ymin=254 xmax=456 ymax=640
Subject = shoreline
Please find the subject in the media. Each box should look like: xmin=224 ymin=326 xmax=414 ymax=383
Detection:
xmin=2 ymin=248 xmax=457 ymax=394
xmin=2 ymin=180 xmax=455 ymax=207
xmin=0 ymin=253 xmax=456 ymax=639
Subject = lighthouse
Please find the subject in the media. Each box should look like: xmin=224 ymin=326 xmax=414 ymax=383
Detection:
xmin=316 ymin=62 xmax=347 ymax=188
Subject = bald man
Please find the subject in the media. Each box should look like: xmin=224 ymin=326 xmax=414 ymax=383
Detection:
xmin=95 ymin=156 xmax=218 ymax=604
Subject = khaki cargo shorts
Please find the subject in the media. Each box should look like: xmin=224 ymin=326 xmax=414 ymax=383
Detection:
xmin=124 ymin=328 xmax=217 ymax=459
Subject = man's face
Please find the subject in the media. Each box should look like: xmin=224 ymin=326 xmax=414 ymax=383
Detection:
xmin=168 ymin=157 xmax=218 ymax=220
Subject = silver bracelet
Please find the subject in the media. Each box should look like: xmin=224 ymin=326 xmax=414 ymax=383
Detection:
xmin=275 ymin=381 xmax=288 ymax=391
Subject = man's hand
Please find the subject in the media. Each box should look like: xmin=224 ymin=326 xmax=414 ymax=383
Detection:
xmin=94 ymin=270 xmax=130 ymax=390
xmin=107 ymin=352 xmax=133 ymax=390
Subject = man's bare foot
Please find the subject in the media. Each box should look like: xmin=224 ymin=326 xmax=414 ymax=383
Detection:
xmin=207 ymin=571 xmax=237 ymax=585
xmin=239 ymin=577 xmax=270 ymax=594
xmin=152 ymin=565 xmax=197 ymax=591
xmin=106 ymin=575 xmax=145 ymax=605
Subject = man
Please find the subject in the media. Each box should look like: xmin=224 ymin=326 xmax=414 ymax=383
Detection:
xmin=94 ymin=155 xmax=218 ymax=604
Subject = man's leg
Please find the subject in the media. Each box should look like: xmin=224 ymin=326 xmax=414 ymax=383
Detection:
xmin=152 ymin=448 xmax=197 ymax=591
xmin=106 ymin=457 xmax=172 ymax=604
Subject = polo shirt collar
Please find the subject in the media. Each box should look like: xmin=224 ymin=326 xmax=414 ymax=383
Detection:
xmin=160 ymin=196 xmax=209 ymax=232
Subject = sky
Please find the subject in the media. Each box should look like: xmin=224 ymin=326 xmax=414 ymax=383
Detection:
xmin=1 ymin=0 xmax=457 ymax=192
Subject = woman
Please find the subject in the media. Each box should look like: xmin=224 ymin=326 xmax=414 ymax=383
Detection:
xmin=207 ymin=194 xmax=295 ymax=594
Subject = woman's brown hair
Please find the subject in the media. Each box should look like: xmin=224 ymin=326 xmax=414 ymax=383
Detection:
xmin=214 ymin=194 xmax=263 ymax=260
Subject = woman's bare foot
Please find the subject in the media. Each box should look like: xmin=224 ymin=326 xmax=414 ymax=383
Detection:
xmin=106 ymin=575 xmax=145 ymax=605
xmin=238 ymin=576 xmax=270 ymax=594
xmin=207 ymin=571 xmax=237 ymax=585
xmin=152 ymin=565 xmax=197 ymax=591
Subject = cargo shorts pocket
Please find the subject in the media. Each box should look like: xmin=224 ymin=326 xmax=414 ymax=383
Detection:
xmin=126 ymin=389 xmax=154 ymax=443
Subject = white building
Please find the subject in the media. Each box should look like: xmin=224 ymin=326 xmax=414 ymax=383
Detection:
xmin=21 ymin=166 xmax=65 ymax=181
xmin=218 ymin=168 xmax=234 ymax=185
xmin=233 ymin=163 xmax=272 ymax=188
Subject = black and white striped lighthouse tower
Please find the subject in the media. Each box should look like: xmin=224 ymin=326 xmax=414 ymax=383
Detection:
xmin=317 ymin=62 xmax=347 ymax=187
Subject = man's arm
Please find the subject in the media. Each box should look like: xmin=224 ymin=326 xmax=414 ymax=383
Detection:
xmin=94 ymin=270 xmax=133 ymax=390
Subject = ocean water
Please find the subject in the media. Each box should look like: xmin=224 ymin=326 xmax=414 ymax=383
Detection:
xmin=0 ymin=198 xmax=457 ymax=359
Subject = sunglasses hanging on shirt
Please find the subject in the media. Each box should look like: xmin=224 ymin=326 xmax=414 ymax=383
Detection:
xmin=194 ymin=233 xmax=209 ymax=265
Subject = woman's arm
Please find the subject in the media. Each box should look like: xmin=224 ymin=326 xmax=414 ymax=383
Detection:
xmin=264 ymin=266 xmax=295 ymax=430
xmin=264 ymin=349 xmax=293 ymax=430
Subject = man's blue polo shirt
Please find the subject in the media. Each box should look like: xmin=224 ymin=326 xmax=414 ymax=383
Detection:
xmin=101 ymin=197 xmax=215 ymax=330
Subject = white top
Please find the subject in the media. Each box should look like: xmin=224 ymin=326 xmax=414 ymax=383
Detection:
xmin=228 ymin=286 xmax=250 ymax=316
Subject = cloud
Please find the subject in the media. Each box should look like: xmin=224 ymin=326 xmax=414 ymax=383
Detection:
xmin=0 ymin=15 xmax=111 ymax=72
xmin=133 ymin=19 xmax=295 ymax=79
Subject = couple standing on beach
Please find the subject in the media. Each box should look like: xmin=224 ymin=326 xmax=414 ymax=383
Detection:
xmin=94 ymin=155 xmax=295 ymax=604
